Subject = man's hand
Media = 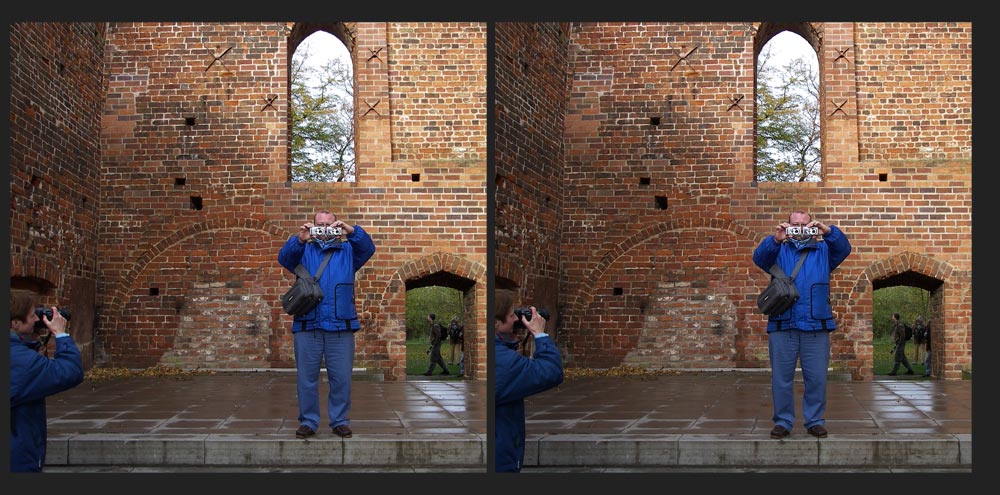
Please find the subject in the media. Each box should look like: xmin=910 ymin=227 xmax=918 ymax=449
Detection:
xmin=42 ymin=306 xmax=68 ymax=336
xmin=519 ymin=307 xmax=547 ymax=336
xmin=808 ymin=219 xmax=831 ymax=235
xmin=774 ymin=222 xmax=789 ymax=243
xmin=331 ymin=220 xmax=354 ymax=236
xmin=297 ymin=223 xmax=313 ymax=243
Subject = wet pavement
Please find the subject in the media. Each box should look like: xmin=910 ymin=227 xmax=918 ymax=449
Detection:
xmin=44 ymin=370 xmax=487 ymax=472
xmin=39 ymin=369 xmax=971 ymax=472
xmin=520 ymin=371 xmax=972 ymax=471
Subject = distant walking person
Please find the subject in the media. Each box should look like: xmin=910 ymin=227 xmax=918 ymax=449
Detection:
xmin=889 ymin=312 xmax=915 ymax=376
xmin=923 ymin=317 xmax=932 ymax=377
xmin=424 ymin=313 xmax=450 ymax=376
xmin=912 ymin=315 xmax=926 ymax=364
xmin=448 ymin=316 xmax=464 ymax=365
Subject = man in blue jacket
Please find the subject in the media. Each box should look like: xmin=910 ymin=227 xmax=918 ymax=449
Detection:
xmin=278 ymin=210 xmax=376 ymax=439
xmin=753 ymin=210 xmax=851 ymax=439
xmin=9 ymin=289 xmax=84 ymax=472
xmin=494 ymin=290 xmax=563 ymax=472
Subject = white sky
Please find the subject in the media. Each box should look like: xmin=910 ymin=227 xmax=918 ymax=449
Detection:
xmin=297 ymin=31 xmax=352 ymax=74
xmin=763 ymin=30 xmax=817 ymax=70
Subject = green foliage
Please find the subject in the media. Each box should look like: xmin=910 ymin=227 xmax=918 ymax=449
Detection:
xmin=872 ymin=286 xmax=930 ymax=339
xmin=405 ymin=286 xmax=463 ymax=340
xmin=755 ymin=44 xmax=821 ymax=182
xmin=289 ymin=44 xmax=355 ymax=182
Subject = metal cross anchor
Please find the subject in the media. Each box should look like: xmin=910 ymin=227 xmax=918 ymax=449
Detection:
xmin=727 ymin=94 xmax=745 ymax=111
xmin=261 ymin=94 xmax=278 ymax=111
xmin=363 ymin=98 xmax=381 ymax=116
xmin=831 ymin=99 xmax=849 ymax=116
xmin=205 ymin=46 xmax=233 ymax=72
xmin=367 ymin=46 xmax=384 ymax=63
xmin=834 ymin=46 xmax=852 ymax=63
xmin=670 ymin=46 xmax=698 ymax=71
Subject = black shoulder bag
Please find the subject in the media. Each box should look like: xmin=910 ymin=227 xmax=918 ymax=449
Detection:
xmin=756 ymin=252 xmax=807 ymax=317
xmin=281 ymin=251 xmax=334 ymax=316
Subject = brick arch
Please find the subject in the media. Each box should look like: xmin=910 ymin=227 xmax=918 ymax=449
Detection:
xmin=565 ymin=217 xmax=757 ymax=318
xmin=105 ymin=216 xmax=288 ymax=314
xmin=863 ymin=251 xmax=953 ymax=288
xmin=373 ymin=252 xmax=485 ymax=381
xmin=837 ymin=251 xmax=955 ymax=380
xmin=287 ymin=22 xmax=355 ymax=57
xmin=495 ymin=254 xmax=525 ymax=291
xmin=9 ymin=251 xmax=61 ymax=291
xmin=754 ymin=21 xmax=822 ymax=56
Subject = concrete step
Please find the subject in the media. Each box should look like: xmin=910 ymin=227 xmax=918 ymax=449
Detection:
xmin=46 ymin=433 xmax=486 ymax=471
xmin=522 ymin=433 xmax=971 ymax=470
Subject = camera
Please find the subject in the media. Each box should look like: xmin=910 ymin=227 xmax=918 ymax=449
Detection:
xmin=785 ymin=226 xmax=818 ymax=237
xmin=34 ymin=306 xmax=72 ymax=331
xmin=513 ymin=307 xmax=550 ymax=330
xmin=310 ymin=226 xmax=343 ymax=237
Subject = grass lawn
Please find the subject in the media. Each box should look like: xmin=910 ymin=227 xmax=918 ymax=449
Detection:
xmin=405 ymin=336 xmax=463 ymax=378
xmin=872 ymin=335 xmax=928 ymax=377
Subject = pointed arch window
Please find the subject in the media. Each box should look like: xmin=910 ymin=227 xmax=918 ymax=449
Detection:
xmin=288 ymin=26 xmax=356 ymax=182
xmin=754 ymin=25 xmax=822 ymax=182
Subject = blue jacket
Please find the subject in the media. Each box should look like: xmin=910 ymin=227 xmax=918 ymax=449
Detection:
xmin=9 ymin=333 xmax=84 ymax=472
xmin=278 ymin=225 xmax=376 ymax=332
xmin=753 ymin=225 xmax=852 ymax=333
xmin=494 ymin=334 xmax=563 ymax=473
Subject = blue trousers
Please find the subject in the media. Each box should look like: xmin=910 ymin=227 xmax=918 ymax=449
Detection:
xmin=768 ymin=329 xmax=830 ymax=430
xmin=293 ymin=329 xmax=354 ymax=431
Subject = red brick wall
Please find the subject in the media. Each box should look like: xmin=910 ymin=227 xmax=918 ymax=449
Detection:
xmin=9 ymin=22 xmax=106 ymax=368
xmin=494 ymin=23 xmax=570 ymax=322
xmin=497 ymin=22 xmax=971 ymax=380
xmin=91 ymin=22 xmax=487 ymax=380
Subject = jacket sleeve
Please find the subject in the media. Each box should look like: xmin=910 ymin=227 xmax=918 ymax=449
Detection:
xmin=277 ymin=236 xmax=306 ymax=273
xmin=753 ymin=236 xmax=781 ymax=272
xmin=348 ymin=225 xmax=376 ymax=272
xmin=495 ymin=336 xmax=564 ymax=406
xmin=10 ymin=336 xmax=84 ymax=407
xmin=824 ymin=225 xmax=852 ymax=271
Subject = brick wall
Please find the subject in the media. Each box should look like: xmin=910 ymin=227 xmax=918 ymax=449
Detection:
xmin=89 ymin=21 xmax=487 ymax=380
xmin=496 ymin=22 xmax=971 ymax=380
xmin=494 ymin=23 xmax=570 ymax=323
xmin=9 ymin=22 xmax=106 ymax=368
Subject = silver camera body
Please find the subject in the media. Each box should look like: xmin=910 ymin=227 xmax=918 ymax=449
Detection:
xmin=785 ymin=226 xmax=819 ymax=237
xmin=310 ymin=226 xmax=343 ymax=237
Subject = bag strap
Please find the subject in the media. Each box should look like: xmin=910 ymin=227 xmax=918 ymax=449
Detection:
xmin=767 ymin=251 xmax=807 ymax=280
xmin=293 ymin=251 xmax=334 ymax=280
xmin=788 ymin=251 xmax=807 ymax=280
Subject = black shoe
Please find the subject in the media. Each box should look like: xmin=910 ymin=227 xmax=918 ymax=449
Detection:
xmin=770 ymin=425 xmax=790 ymax=439
xmin=887 ymin=372 xmax=897 ymax=376
xmin=807 ymin=425 xmax=828 ymax=438
xmin=332 ymin=424 xmax=353 ymax=438
xmin=422 ymin=372 xmax=433 ymax=376
xmin=905 ymin=370 xmax=914 ymax=375
xmin=440 ymin=370 xmax=450 ymax=375
xmin=295 ymin=425 xmax=315 ymax=439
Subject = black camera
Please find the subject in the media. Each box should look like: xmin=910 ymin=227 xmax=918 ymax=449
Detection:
xmin=34 ymin=306 xmax=71 ymax=331
xmin=513 ymin=307 xmax=550 ymax=330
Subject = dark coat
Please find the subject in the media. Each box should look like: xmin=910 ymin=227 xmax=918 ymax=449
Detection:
xmin=9 ymin=333 xmax=84 ymax=472
xmin=494 ymin=334 xmax=563 ymax=472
